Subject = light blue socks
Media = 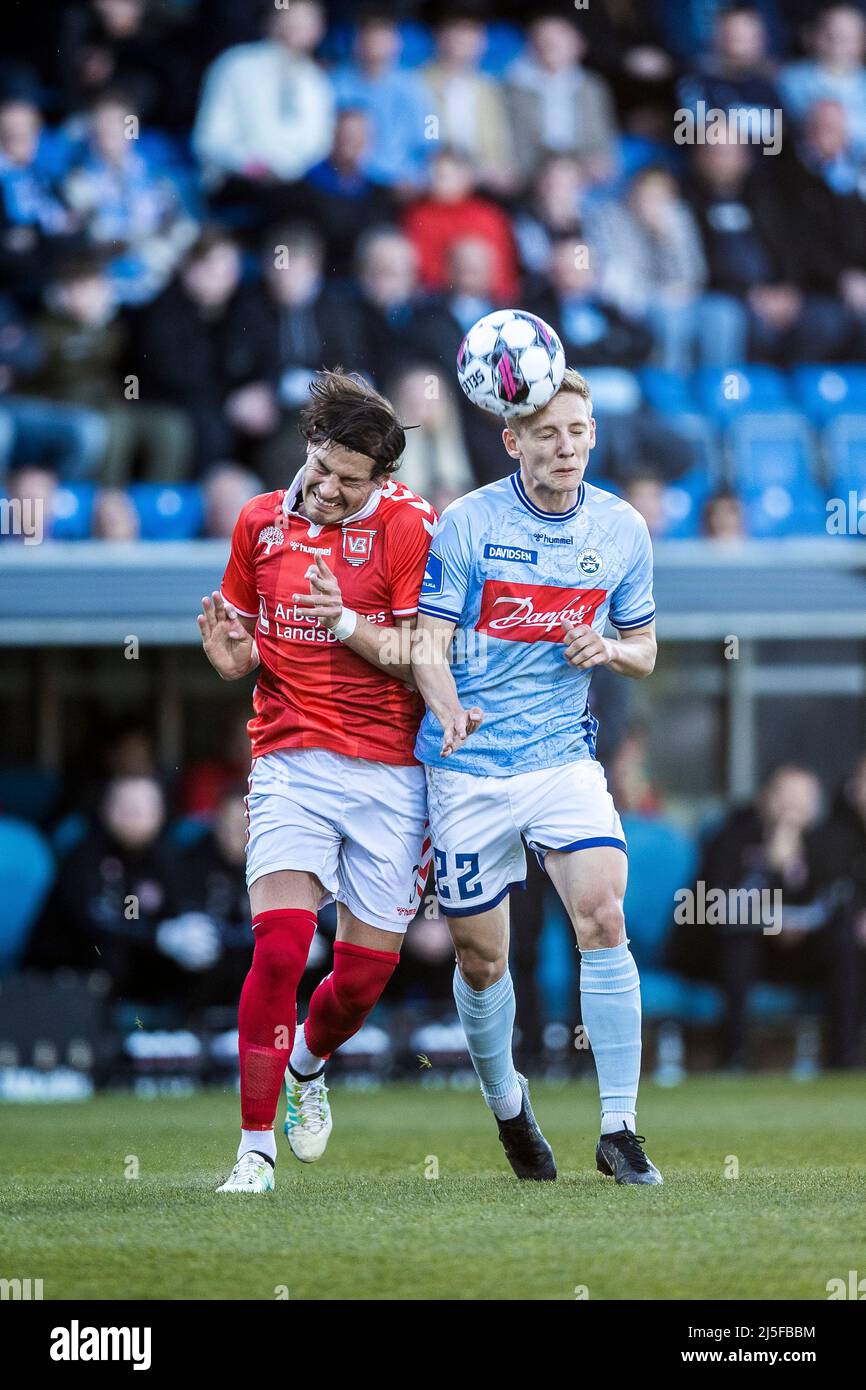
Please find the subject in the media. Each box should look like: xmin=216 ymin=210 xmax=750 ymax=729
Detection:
xmin=579 ymin=941 xmax=642 ymax=1135
xmin=453 ymin=967 xmax=523 ymax=1120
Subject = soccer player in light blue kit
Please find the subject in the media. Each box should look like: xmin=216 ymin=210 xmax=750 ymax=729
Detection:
xmin=411 ymin=368 xmax=662 ymax=1184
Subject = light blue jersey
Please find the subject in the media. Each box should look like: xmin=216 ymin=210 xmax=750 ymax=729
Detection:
xmin=414 ymin=471 xmax=655 ymax=776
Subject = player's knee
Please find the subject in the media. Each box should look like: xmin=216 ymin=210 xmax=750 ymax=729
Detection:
xmin=253 ymin=929 xmax=309 ymax=993
xmin=575 ymin=894 xmax=625 ymax=949
xmin=456 ymin=949 xmax=508 ymax=992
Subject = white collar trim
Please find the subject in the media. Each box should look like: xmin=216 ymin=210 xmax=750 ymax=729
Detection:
xmin=282 ymin=465 xmax=384 ymax=530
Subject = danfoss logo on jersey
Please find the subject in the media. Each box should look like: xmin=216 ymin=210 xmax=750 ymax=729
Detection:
xmin=476 ymin=581 xmax=607 ymax=641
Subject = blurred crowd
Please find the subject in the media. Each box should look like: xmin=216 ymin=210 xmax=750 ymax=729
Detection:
xmin=4 ymin=714 xmax=863 ymax=1072
xmin=2 ymin=1 xmax=866 ymax=538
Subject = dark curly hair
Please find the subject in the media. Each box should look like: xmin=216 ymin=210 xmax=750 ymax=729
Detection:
xmin=299 ymin=369 xmax=406 ymax=478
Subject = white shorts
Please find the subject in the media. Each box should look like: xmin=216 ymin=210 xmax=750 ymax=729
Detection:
xmin=245 ymin=748 xmax=430 ymax=934
xmin=425 ymin=758 xmax=626 ymax=917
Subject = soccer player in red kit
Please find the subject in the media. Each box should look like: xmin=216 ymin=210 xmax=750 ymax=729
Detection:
xmin=198 ymin=372 xmax=435 ymax=1193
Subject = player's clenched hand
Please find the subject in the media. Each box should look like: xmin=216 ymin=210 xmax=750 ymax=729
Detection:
xmin=197 ymin=591 xmax=257 ymax=680
xmin=440 ymin=705 xmax=484 ymax=758
xmin=562 ymin=622 xmax=613 ymax=670
xmin=292 ymin=553 xmax=344 ymax=631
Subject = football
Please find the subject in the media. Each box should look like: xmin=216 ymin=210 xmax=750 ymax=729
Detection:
xmin=456 ymin=308 xmax=566 ymax=419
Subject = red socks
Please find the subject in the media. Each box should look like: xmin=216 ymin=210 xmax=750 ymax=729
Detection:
xmin=304 ymin=940 xmax=399 ymax=1061
xmin=238 ymin=908 xmax=317 ymax=1130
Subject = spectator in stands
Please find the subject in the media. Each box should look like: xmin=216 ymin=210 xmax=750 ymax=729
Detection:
xmin=202 ymin=462 xmax=261 ymax=540
xmin=29 ymin=253 xmax=192 ymax=484
xmin=678 ymin=4 xmax=782 ymax=145
xmin=332 ymin=9 xmax=432 ymax=191
xmin=58 ymin=0 xmax=203 ymax=132
xmin=224 ymin=223 xmax=364 ymax=487
xmin=623 ymin=472 xmax=668 ymax=537
xmin=807 ymin=752 xmax=866 ymax=1066
xmin=0 ymin=97 xmax=76 ymax=303
xmin=62 ymin=89 xmax=198 ymax=306
xmin=592 ymin=165 xmax=748 ymax=372
xmin=780 ymin=4 xmax=866 ymax=155
xmin=423 ymin=10 xmax=515 ymax=194
xmin=193 ymin=0 xmax=334 ymax=193
xmin=686 ymin=136 xmax=857 ymax=362
xmin=41 ymin=773 xmax=197 ymax=1002
xmin=403 ymin=147 xmax=519 ymax=302
xmin=92 ymin=485 xmax=140 ymax=540
xmin=387 ymin=365 xmax=473 ymax=511
xmin=504 ymin=13 xmax=618 ymax=187
xmin=436 ymin=235 xmax=501 ymax=337
xmin=0 ymin=465 xmax=57 ymax=542
xmin=0 ymin=293 xmax=108 ymax=480
xmin=778 ymin=99 xmax=866 ymax=335
xmin=294 ymin=107 xmax=395 ymax=280
xmin=672 ymin=764 xmax=860 ymax=1070
xmin=609 ymin=722 xmax=664 ymax=815
xmin=353 ymin=227 xmax=454 ymax=388
xmin=133 ymin=227 xmax=243 ymax=469
xmin=512 ymin=155 xmax=590 ymax=285
xmin=652 ymin=0 xmax=783 ymax=67
xmin=530 ymin=235 xmax=654 ymax=368
xmin=702 ymin=486 xmax=747 ymax=540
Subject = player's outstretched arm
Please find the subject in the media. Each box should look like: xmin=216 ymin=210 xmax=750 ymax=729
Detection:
xmin=562 ymin=620 xmax=657 ymax=679
xmin=411 ymin=613 xmax=483 ymax=758
xmin=197 ymin=591 xmax=260 ymax=681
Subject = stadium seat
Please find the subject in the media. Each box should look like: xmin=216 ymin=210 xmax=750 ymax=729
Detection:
xmin=790 ymin=364 xmax=866 ymax=426
xmin=823 ymin=414 xmax=866 ymax=497
xmin=620 ymin=814 xmax=698 ymax=971
xmin=662 ymin=466 xmax=715 ymax=539
xmin=664 ymin=412 xmax=723 ymax=480
xmin=619 ymin=814 xmax=707 ymax=1025
xmin=727 ymin=412 xmax=827 ymax=536
xmin=0 ymin=817 xmax=55 ymax=973
xmin=693 ymin=365 xmax=791 ymax=424
xmin=52 ymin=483 xmax=96 ymax=541
xmin=128 ymin=484 xmax=204 ymax=541
xmin=480 ymin=23 xmax=528 ymax=75
xmin=638 ymin=367 xmax=694 ymax=416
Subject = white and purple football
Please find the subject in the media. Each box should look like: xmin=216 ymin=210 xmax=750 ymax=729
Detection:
xmin=456 ymin=309 xmax=566 ymax=419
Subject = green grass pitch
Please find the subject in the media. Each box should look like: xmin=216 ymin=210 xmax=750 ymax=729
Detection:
xmin=2 ymin=1075 xmax=864 ymax=1300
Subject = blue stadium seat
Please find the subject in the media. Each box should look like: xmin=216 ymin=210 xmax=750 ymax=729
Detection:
xmin=128 ymin=484 xmax=204 ymax=540
xmin=728 ymin=412 xmax=826 ymax=536
xmin=52 ymin=483 xmax=96 ymax=540
xmin=790 ymin=364 xmax=866 ymax=426
xmin=0 ymin=817 xmax=55 ymax=973
xmin=621 ymin=815 xmax=698 ymax=969
xmin=694 ymin=365 xmax=791 ymax=423
xmin=662 ymin=466 xmax=714 ymax=539
xmin=823 ymin=414 xmax=866 ymax=496
xmin=638 ymin=366 xmax=694 ymax=416
xmin=619 ymin=814 xmax=703 ymax=1022
xmin=480 ymin=23 xmax=525 ymax=75
xmin=665 ymin=412 xmax=723 ymax=480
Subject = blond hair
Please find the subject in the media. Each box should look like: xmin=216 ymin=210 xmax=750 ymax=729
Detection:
xmin=506 ymin=367 xmax=592 ymax=431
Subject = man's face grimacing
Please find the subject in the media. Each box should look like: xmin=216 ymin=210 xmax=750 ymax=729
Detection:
xmin=300 ymin=441 xmax=380 ymax=525
xmin=502 ymin=391 xmax=595 ymax=503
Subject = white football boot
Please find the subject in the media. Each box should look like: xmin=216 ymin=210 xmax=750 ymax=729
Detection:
xmin=284 ymin=1070 xmax=332 ymax=1162
xmin=216 ymin=1151 xmax=275 ymax=1193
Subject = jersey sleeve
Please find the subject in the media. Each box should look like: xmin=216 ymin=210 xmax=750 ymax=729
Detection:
xmin=385 ymin=502 xmax=437 ymax=617
xmin=608 ymin=512 xmax=656 ymax=631
xmin=417 ymin=501 xmax=473 ymax=624
xmin=221 ymin=501 xmax=259 ymax=617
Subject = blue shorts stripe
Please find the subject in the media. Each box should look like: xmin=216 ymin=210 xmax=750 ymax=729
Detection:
xmin=438 ymin=879 xmax=526 ymax=917
xmin=535 ymin=836 xmax=628 ymax=868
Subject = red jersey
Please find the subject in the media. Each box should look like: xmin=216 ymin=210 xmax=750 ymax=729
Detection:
xmin=221 ymin=473 xmax=435 ymax=765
